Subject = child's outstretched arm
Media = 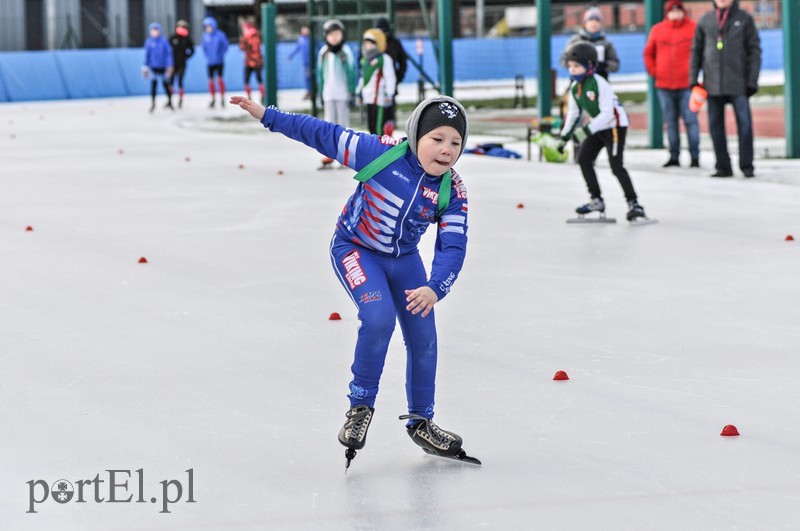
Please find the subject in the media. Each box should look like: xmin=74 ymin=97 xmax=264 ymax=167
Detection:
xmin=230 ymin=96 xmax=392 ymax=171
xmin=231 ymin=95 xmax=266 ymax=120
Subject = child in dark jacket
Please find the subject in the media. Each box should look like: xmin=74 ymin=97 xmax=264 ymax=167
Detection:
xmin=230 ymin=94 xmax=480 ymax=468
xmin=142 ymin=22 xmax=174 ymax=113
xmin=169 ymin=20 xmax=194 ymax=109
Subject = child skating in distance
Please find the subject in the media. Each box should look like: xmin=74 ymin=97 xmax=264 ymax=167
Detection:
xmin=142 ymin=23 xmax=174 ymax=113
xmin=559 ymin=42 xmax=648 ymax=223
xmin=202 ymin=17 xmax=229 ymax=108
xmin=230 ymin=94 xmax=481 ymax=468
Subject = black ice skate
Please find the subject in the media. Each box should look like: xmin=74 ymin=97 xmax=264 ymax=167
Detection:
xmin=567 ymin=198 xmax=615 ymax=224
xmin=399 ymin=414 xmax=481 ymax=465
xmin=626 ymin=200 xmax=658 ymax=225
xmin=338 ymin=405 xmax=374 ymax=471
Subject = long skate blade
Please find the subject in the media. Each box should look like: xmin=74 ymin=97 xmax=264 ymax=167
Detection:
xmin=344 ymin=448 xmax=356 ymax=473
xmin=420 ymin=447 xmax=482 ymax=465
xmin=629 ymin=218 xmax=658 ymax=226
xmin=567 ymin=217 xmax=616 ymax=224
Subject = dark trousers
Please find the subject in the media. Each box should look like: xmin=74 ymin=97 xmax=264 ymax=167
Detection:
xmin=366 ymin=104 xmax=395 ymax=135
xmin=578 ymin=126 xmax=637 ymax=202
xmin=707 ymin=95 xmax=754 ymax=173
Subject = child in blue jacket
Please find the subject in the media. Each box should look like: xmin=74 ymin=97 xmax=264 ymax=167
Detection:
xmin=202 ymin=17 xmax=229 ymax=108
xmin=231 ymin=94 xmax=479 ymax=468
xmin=142 ymin=23 xmax=174 ymax=113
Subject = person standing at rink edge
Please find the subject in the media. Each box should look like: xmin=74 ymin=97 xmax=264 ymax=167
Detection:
xmin=644 ymin=0 xmax=700 ymax=168
xmin=202 ymin=17 xmax=229 ymax=109
xmin=690 ymin=0 xmax=761 ymax=178
xmin=229 ymin=93 xmax=481 ymax=468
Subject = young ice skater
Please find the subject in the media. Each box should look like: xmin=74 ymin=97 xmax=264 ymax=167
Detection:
xmin=230 ymin=94 xmax=480 ymax=468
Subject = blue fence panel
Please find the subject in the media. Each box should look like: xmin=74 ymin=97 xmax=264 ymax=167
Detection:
xmin=56 ymin=49 xmax=129 ymax=98
xmin=0 ymin=51 xmax=69 ymax=101
xmin=114 ymin=48 xmax=150 ymax=96
xmin=761 ymin=28 xmax=783 ymax=71
xmin=0 ymin=29 xmax=786 ymax=103
xmin=0 ymin=66 xmax=8 ymax=101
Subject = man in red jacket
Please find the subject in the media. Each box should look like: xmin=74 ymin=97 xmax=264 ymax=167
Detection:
xmin=644 ymin=0 xmax=699 ymax=168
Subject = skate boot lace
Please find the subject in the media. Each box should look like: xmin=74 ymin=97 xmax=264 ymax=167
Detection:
xmin=400 ymin=414 xmax=456 ymax=450
xmin=343 ymin=406 xmax=372 ymax=442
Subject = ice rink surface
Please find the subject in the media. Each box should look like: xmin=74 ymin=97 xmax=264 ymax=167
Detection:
xmin=2 ymin=95 xmax=799 ymax=530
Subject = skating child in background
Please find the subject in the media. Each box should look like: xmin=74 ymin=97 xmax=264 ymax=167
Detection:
xmin=142 ymin=23 xmax=174 ymax=113
xmin=316 ymin=19 xmax=356 ymax=168
xmin=559 ymin=42 xmax=648 ymax=223
xmin=202 ymin=17 xmax=229 ymax=108
xmin=358 ymin=28 xmax=397 ymax=136
xmin=230 ymin=94 xmax=480 ymax=468
xmin=317 ymin=19 xmax=356 ymax=127
xmin=168 ymin=20 xmax=194 ymax=109
xmin=239 ymin=20 xmax=264 ymax=102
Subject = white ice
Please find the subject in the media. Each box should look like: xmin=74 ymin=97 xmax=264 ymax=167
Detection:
xmin=2 ymin=93 xmax=799 ymax=530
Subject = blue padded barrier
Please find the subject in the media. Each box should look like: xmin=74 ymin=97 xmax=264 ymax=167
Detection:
xmin=0 ymin=51 xmax=69 ymax=101
xmin=55 ymin=49 xmax=129 ymax=98
xmin=0 ymin=30 xmax=786 ymax=103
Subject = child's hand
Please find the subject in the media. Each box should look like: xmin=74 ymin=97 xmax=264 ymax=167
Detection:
xmin=141 ymin=66 xmax=150 ymax=79
xmin=405 ymin=287 xmax=439 ymax=318
xmin=230 ymin=96 xmax=266 ymax=120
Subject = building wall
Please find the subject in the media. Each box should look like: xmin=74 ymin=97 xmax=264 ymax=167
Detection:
xmin=0 ymin=0 xmax=26 ymax=50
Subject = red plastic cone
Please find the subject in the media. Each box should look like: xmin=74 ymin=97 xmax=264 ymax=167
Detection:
xmin=138 ymin=257 xmax=148 ymax=264
xmin=328 ymin=312 xmax=342 ymax=321
xmin=277 ymin=170 xmax=284 ymax=175
xmin=185 ymin=156 xmax=191 ymax=162
xmin=720 ymin=425 xmax=740 ymax=436
xmin=238 ymin=163 xmax=245 ymax=169
xmin=553 ymin=370 xmax=569 ymax=381
xmin=517 ymin=203 xmax=525 ymax=209
xmin=118 ymin=149 xmax=124 ymax=155
xmin=25 ymin=226 xmax=33 ymax=232
xmin=786 ymin=235 xmax=795 ymax=241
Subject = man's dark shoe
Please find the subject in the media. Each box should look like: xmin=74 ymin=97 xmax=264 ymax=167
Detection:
xmin=710 ymin=170 xmax=733 ymax=178
xmin=690 ymin=158 xmax=700 ymax=168
xmin=743 ymin=168 xmax=755 ymax=178
xmin=663 ymin=159 xmax=680 ymax=168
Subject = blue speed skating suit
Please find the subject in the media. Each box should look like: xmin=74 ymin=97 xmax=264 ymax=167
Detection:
xmin=260 ymin=107 xmax=468 ymax=418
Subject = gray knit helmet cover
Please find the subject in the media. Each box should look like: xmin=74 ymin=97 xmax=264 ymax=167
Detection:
xmin=405 ymin=95 xmax=469 ymax=159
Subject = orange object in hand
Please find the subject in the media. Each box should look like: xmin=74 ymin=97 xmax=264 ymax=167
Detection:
xmin=689 ymin=85 xmax=708 ymax=113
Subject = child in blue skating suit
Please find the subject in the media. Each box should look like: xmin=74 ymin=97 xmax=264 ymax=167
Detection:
xmin=202 ymin=17 xmax=229 ymax=108
xmin=231 ymin=94 xmax=478 ymax=467
xmin=142 ymin=23 xmax=174 ymax=113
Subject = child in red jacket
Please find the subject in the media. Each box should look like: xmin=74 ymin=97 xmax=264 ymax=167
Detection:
xmin=643 ymin=0 xmax=699 ymax=168
xmin=239 ymin=21 xmax=264 ymax=102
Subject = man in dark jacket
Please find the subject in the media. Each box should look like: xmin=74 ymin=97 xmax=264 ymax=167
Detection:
xmin=690 ymin=0 xmax=761 ymax=177
xmin=372 ymin=17 xmax=408 ymax=136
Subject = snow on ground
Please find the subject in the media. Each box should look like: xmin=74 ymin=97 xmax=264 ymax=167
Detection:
xmin=1 ymin=95 xmax=799 ymax=530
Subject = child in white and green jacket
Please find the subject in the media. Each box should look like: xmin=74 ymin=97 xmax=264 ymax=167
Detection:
xmin=560 ymin=42 xmax=647 ymax=222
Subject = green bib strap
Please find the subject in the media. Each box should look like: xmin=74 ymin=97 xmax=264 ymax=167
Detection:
xmin=352 ymin=140 xmax=453 ymax=216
